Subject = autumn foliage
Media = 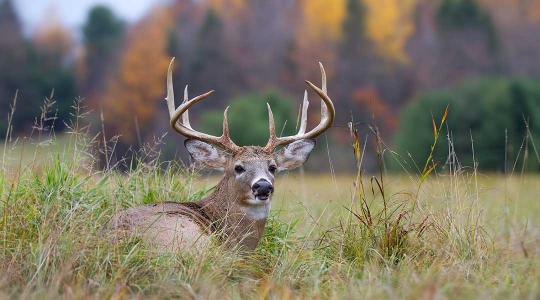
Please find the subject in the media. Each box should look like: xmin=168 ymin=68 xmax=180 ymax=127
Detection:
xmin=353 ymin=87 xmax=398 ymax=131
xmin=3 ymin=0 xmax=540 ymax=169
xmin=101 ymin=8 xmax=173 ymax=143
xmin=364 ymin=0 xmax=417 ymax=62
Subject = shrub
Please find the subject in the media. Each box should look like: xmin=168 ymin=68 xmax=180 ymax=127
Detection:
xmin=200 ymin=89 xmax=296 ymax=146
xmin=394 ymin=77 xmax=540 ymax=172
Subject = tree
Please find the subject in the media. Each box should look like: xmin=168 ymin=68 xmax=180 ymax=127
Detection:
xmin=362 ymin=0 xmax=417 ymax=63
xmin=300 ymin=0 xmax=346 ymax=42
xmin=293 ymin=0 xmax=345 ymax=85
xmin=479 ymin=0 xmax=540 ymax=77
xmin=0 ymin=0 xmax=76 ymax=134
xmin=31 ymin=16 xmax=77 ymax=131
xmin=0 ymin=0 xmax=26 ymax=133
xmin=407 ymin=0 xmax=501 ymax=90
xmin=437 ymin=0 xmax=501 ymax=76
xmin=234 ymin=0 xmax=299 ymax=90
xmin=188 ymin=9 xmax=235 ymax=103
xmin=335 ymin=0 xmax=377 ymax=119
xmin=437 ymin=0 xmax=495 ymax=35
xmin=207 ymin=0 xmax=246 ymax=20
xmin=102 ymin=7 xmax=173 ymax=145
xmin=482 ymin=0 xmax=540 ymax=21
xmin=0 ymin=0 xmax=22 ymax=51
xmin=81 ymin=5 xmax=124 ymax=99
xmin=352 ymin=87 xmax=397 ymax=132
xmin=340 ymin=0 xmax=369 ymax=63
xmin=200 ymin=90 xmax=295 ymax=147
xmin=394 ymin=78 xmax=540 ymax=172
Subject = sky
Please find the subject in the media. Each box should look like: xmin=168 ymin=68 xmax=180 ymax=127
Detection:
xmin=14 ymin=0 xmax=165 ymax=34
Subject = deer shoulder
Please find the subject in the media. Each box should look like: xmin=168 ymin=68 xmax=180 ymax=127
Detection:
xmin=109 ymin=202 xmax=213 ymax=252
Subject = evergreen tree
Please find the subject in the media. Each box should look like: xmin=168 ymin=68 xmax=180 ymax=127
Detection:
xmin=82 ymin=5 xmax=124 ymax=97
xmin=0 ymin=0 xmax=34 ymax=135
xmin=408 ymin=0 xmax=501 ymax=90
xmin=340 ymin=0 xmax=367 ymax=61
xmin=31 ymin=18 xmax=77 ymax=131
xmin=0 ymin=0 xmax=79 ymax=135
xmin=435 ymin=0 xmax=501 ymax=83
xmin=437 ymin=0 xmax=497 ymax=47
xmin=189 ymin=9 xmax=235 ymax=105
xmin=335 ymin=0 xmax=376 ymax=120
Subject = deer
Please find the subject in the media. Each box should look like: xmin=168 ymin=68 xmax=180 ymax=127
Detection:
xmin=109 ymin=58 xmax=335 ymax=252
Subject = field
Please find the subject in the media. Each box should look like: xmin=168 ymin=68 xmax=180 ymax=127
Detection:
xmin=0 ymin=133 xmax=539 ymax=299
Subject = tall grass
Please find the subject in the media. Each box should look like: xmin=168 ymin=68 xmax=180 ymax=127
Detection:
xmin=0 ymin=99 xmax=538 ymax=298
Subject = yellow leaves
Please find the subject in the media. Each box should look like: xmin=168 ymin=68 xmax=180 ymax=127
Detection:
xmin=298 ymin=0 xmax=416 ymax=63
xmin=363 ymin=0 xmax=417 ymax=63
xmin=102 ymin=7 xmax=173 ymax=142
xmin=295 ymin=0 xmax=346 ymax=80
xmin=301 ymin=0 xmax=346 ymax=42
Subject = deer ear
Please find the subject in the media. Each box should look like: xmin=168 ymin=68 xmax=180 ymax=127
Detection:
xmin=275 ymin=139 xmax=315 ymax=171
xmin=185 ymin=140 xmax=228 ymax=171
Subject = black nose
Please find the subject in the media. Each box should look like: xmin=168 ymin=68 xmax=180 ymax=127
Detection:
xmin=252 ymin=179 xmax=274 ymax=195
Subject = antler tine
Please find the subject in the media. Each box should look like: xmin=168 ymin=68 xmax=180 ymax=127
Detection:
xmin=182 ymin=85 xmax=192 ymax=129
xmin=170 ymin=90 xmax=214 ymax=130
xmin=166 ymin=58 xmax=176 ymax=119
xmin=166 ymin=58 xmax=240 ymax=152
xmin=319 ymin=62 xmax=328 ymax=117
xmin=222 ymin=106 xmax=232 ymax=139
xmin=266 ymin=103 xmax=277 ymax=140
xmin=264 ymin=62 xmax=335 ymax=152
xmin=298 ymin=90 xmax=309 ymax=135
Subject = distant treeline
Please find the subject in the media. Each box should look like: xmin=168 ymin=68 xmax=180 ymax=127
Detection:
xmin=395 ymin=78 xmax=540 ymax=172
xmin=1 ymin=0 xmax=540 ymax=171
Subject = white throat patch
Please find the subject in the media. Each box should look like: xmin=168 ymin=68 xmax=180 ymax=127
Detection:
xmin=241 ymin=203 xmax=270 ymax=220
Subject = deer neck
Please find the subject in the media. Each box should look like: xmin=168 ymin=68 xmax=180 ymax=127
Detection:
xmin=199 ymin=175 xmax=269 ymax=250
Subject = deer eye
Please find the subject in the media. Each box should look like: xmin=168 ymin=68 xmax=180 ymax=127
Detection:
xmin=268 ymin=165 xmax=277 ymax=174
xmin=234 ymin=165 xmax=245 ymax=174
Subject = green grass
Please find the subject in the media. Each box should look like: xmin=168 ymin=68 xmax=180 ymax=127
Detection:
xmin=0 ymin=130 xmax=539 ymax=299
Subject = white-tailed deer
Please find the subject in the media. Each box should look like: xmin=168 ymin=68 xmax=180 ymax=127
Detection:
xmin=110 ymin=59 xmax=335 ymax=252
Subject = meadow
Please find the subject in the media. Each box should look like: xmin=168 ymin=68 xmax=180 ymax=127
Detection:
xmin=0 ymin=129 xmax=539 ymax=299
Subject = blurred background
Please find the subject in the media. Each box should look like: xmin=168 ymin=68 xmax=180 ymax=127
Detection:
xmin=2 ymin=0 xmax=540 ymax=172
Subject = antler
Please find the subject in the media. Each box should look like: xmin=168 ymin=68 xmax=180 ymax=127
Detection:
xmin=166 ymin=58 xmax=241 ymax=153
xmin=263 ymin=62 xmax=335 ymax=152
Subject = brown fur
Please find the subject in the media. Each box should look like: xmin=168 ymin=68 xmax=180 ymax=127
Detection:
xmin=110 ymin=146 xmax=275 ymax=252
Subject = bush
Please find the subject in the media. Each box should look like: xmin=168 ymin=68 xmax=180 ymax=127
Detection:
xmin=394 ymin=77 xmax=540 ymax=172
xmin=200 ymin=89 xmax=296 ymax=146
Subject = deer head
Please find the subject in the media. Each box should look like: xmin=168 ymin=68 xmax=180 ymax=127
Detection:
xmin=165 ymin=58 xmax=334 ymax=219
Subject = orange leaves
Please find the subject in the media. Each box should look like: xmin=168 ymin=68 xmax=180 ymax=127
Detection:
xmin=353 ymin=87 xmax=397 ymax=130
xmin=102 ymin=7 xmax=173 ymax=143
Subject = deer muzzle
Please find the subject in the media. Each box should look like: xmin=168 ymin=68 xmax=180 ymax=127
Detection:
xmin=251 ymin=179 xmax=273 ymax=201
